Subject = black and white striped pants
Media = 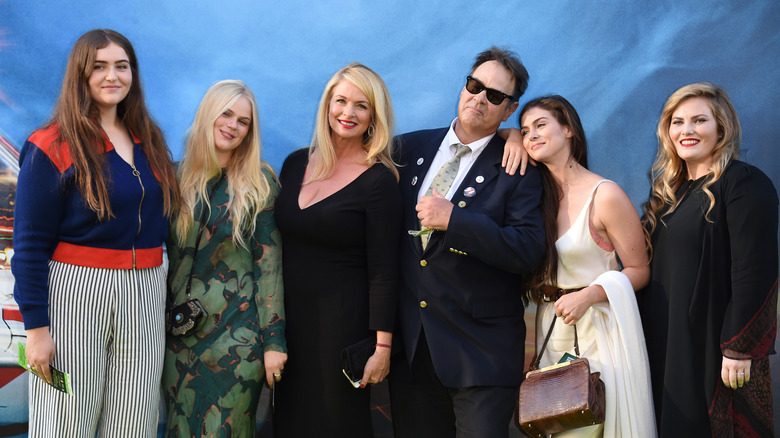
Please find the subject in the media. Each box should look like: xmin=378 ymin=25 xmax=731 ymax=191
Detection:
xmin=28 ymin=261 xmax=166 ymax=438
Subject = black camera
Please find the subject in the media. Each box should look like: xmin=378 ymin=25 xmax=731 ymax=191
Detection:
xmin=166 ymin=299 xmax=208 ymax=337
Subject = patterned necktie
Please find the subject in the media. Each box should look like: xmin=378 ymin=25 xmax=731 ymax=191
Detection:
xmin=421 ymin=143 xmax=471 ymax=249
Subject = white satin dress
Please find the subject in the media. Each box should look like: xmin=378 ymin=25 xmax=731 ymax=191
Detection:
xmin=535 ymin=179 xmax=656 ymax=438
xmin=536 ymin=180 xmax=614 ymax=438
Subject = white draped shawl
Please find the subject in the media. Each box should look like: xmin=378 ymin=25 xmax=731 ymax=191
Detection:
xmin=589 ymin=270 xmax=657 ymax=438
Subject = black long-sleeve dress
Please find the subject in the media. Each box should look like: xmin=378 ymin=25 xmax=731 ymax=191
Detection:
xmin=273 ymin=149 xmax=401 ymax=437
xmin=641 ymin=160 xmax=778 ymax=437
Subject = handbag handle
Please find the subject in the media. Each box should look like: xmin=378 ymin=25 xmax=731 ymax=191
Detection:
xmin=530 ymin=314 xmax=580 ymax=371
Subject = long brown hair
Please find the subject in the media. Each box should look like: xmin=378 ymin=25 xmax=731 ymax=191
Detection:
xmin=47 ymin=29 xmax=179 ymax=219
xmin=518 ymin=96 xmax=588 ymax=304
xmin=641 ymin=83 xmax=740 ymax=248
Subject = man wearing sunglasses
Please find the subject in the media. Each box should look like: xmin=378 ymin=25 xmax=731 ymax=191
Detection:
xmin=390 ymin=47 xmax=545 ymax=438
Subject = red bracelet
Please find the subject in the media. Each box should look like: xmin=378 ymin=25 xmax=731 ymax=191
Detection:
xmin=376 ymin=343 xmax=391 ymax=349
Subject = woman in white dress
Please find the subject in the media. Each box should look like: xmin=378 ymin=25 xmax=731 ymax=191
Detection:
xmin=518 ymin=95 xmax=655 ymax=437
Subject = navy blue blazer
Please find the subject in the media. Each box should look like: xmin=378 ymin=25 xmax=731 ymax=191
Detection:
xmin=394 ymin=127 xmax=545 ymax=387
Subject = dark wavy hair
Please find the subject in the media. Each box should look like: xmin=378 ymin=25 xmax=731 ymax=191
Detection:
xmin=469 ymin=46 xmax=529 ymax=102
xmin=518 ymin=95 xmax=588 ymax=303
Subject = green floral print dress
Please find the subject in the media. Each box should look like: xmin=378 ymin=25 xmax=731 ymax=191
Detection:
xmin=162 ymin=169 xmax=285 ymax=437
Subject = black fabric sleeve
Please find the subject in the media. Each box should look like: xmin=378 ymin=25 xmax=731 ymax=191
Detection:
xmin=365 ymin=169 xmax=402 ymax=332
xmin=720 ymin=163 xmax=778 ymax=358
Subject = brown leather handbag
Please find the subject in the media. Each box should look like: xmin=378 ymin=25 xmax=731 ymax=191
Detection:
xmin=517 ymin=315 xmax=606 ymax=437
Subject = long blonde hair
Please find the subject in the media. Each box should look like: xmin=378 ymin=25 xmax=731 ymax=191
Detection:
xmin=174 ymin=80 xmax=275 ymax=249
xmin=642 ymin=82 xmax=741 ymax=243
xmin=307 ymin=62 xmax=398 ymax=182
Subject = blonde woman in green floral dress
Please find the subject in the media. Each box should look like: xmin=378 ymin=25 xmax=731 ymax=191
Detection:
xmin=162 ymin=80 xmax=287 ymax=437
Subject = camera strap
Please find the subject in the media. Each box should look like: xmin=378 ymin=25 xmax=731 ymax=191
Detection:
xmin=184 ymin=172 xmax=226 ymax=298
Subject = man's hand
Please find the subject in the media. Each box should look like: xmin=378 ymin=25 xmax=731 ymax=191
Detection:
xmin=416 ymin=189 xmax=454 ymax=230
xmin=499 ymin=128 xmax=535 ymax=175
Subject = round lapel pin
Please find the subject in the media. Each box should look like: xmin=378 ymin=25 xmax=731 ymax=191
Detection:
xmin=463 ymin=187 xmax=476 ymax=197
xmin=457 ymin=201 xmax=466 ymax=208
xmin=475 ymin=175 xmax=484 ymax=184
xmin=416 ymin=157 xmax=424 ymax=165
xmin=411 ymin=176 xmax=418 ymax=186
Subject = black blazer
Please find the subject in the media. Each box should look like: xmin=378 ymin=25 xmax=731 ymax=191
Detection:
xmin=394 ymin=127 xmax=545 ymax=387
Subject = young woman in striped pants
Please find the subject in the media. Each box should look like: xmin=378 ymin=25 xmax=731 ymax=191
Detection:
xmin=12 ymin=29 xmax=180 ymax=437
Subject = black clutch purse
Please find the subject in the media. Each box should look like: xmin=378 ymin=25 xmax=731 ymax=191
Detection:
xmin=341 ymin=337 xmax=376 ymax=388
xmin=166 ymin=299 xmax=208 ymax=337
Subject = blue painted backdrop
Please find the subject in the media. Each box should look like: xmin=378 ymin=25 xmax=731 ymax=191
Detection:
xmin=1 ymin=0 xmax=780 ymax=429
xmin=1 ymin=1 xmax=778 ymax=211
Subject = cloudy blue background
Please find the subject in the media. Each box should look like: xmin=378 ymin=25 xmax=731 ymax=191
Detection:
xmin=1 ymin=0 xmax=779 ymax=431
xmin=1 ymin=1 xmax=779 ymax=211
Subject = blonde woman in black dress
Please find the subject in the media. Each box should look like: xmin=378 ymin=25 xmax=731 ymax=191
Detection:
xmin=274 ymin=63 xmax=401 ymax=438
xmin=641 ymin=83 xmax=778 ymax=437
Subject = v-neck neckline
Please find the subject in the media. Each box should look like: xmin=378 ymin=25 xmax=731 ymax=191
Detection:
xmin=296 ymin=158 xmax=374 ymax=211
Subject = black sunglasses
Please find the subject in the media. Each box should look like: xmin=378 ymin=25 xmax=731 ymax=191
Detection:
xmin=465 ymin=76 xmax=515 ymax=105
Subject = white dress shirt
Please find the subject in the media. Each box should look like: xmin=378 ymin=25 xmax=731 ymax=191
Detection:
xmin=416 ymin=118 xmax=496 ymax=203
